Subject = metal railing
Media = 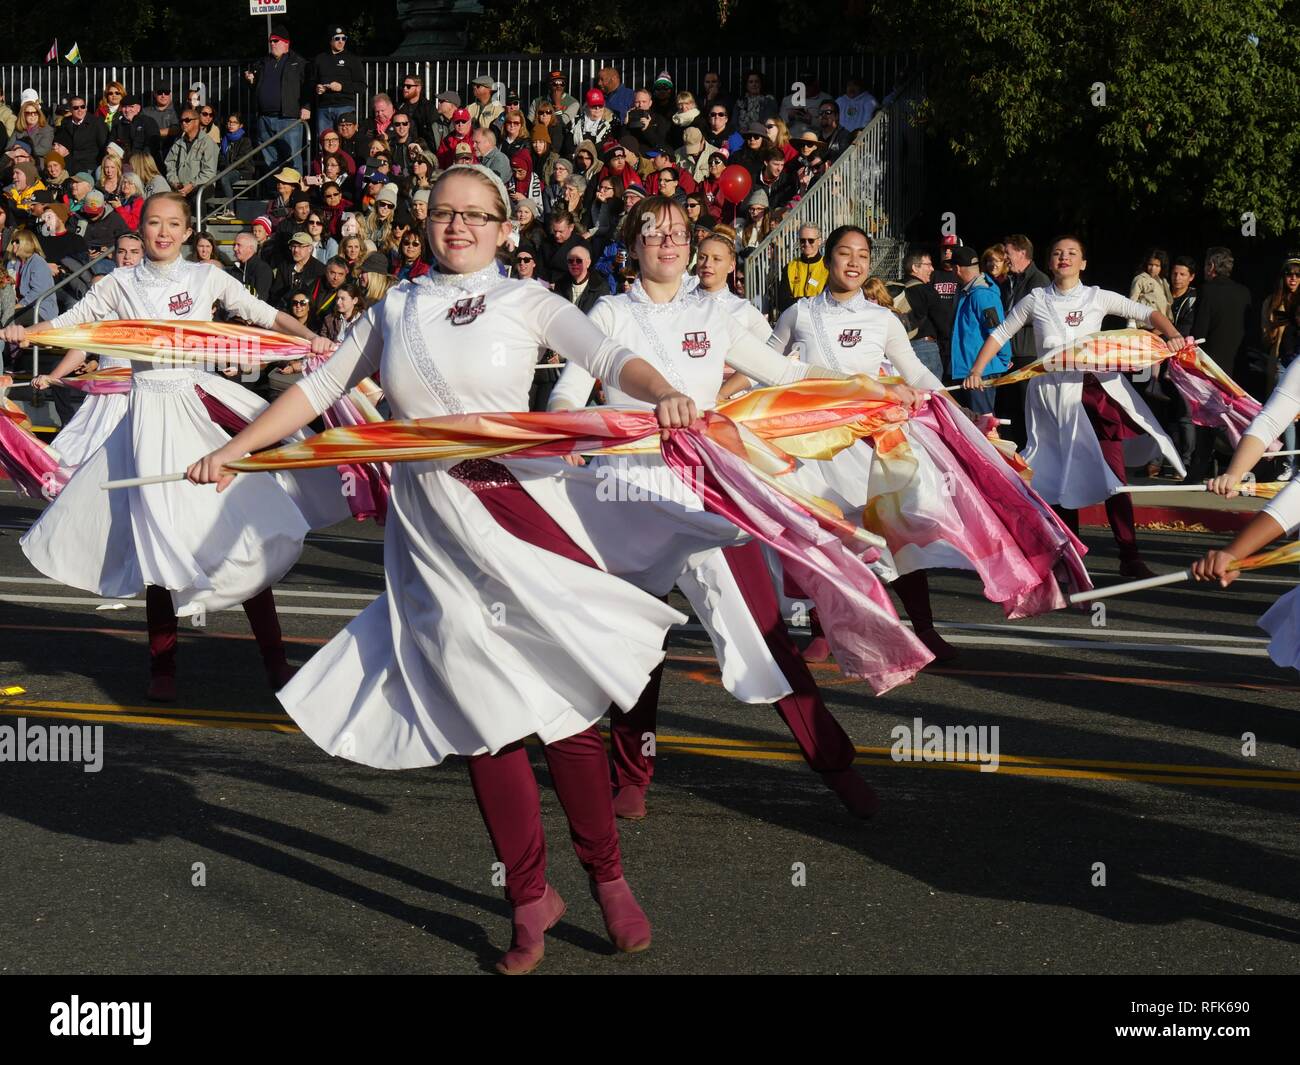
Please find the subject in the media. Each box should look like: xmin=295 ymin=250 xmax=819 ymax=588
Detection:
xmin=743 ymin=73 xmax=924 ymax=317
xmin=2 ymin=53 xmax=911 ymax=124
xmin=3 ymin=249 xmax=113 ymax=380
xmin=194 ymin=118 xmax=311 ymax=230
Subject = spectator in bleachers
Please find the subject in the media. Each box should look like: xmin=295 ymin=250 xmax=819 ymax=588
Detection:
xmin=165 ymin=109 xmax=218 ymax=200
xmin=735 ymin=70 xmax=778 ymax=129
xmin=310 ymin=27 xmax=367 ymax=137
xmin=96 ymin=81 xmax=127 ymax=133
xmin=764 ymin=117 xmax=797 ymax=164
xmin=36 ymin=202 xmax=89 ymax=278
xmin=597 ymin=67 xmax=635 ymax=122
xmin=393 ymin=73 xmax=434 ymax=144
xmin=7 ymin=227 xmax=57 ymax=323
xmin=737 ymin=188 xmax=773 ymax=252
xmin=532 ymin=103 xmax=573 ymax=160
xmin=624 ymin=88 xmax=669 ymax=154
xmin=270 ymin=230 xmax=325 ymax=308
xmin=697 ymin=70 xmax=732 ymax=118
xmin=531 ymin=71 xmax=579 ymax=126
xmin=777 ymin=222 xmax=827 ymax=311
xmin=702 ymin=101 xmax=742 ymax=155
xmin=142 ymin=86 xmax=179 ymax=151
xmin=229 ymin=230 xmax=274 ymax=300
xmin=437 ymin=109 xmax=476 ymax=168
xmin=472 ymin=126 xmax=511 ymax=186
xmin=0 ymin=90 xmax=16 ymax=140
xmin=836 ymin=77 xmax=878 ymax=131
xmin=305 ymin=210 xmax=338 ymax=263
xmin=129 ymin=151 xmax=170 ymax=197
xmin=217 ymin=114 xmax=256 ymax=199
xmin=530 ymin=124 xmax=555 ymax=182
xmin=392 ymin=228 xmax=431 ymax=281
xmin=334 ymin=112 xmax=362 ymax=160
xmin=115 ymin=97 xmax=161 ymax=165
xmin=191 ymin=231 xmax=223 ymax=267
xmin=428 ymin=91 xmax=457 ymax=148
xmin=755 ymin=148 xmax=797 ymax=210
xmin=313 ymin=128 xmax=356 ymax=177
xmin=817 ymin=100 xmax=853 ymax=163
xmin=0 ymin=256 xmax=14 ymax=326
xmin=55 ymin=96 xmax=107 ymax=176
xmin=468 ymin=76 xmax=503 ymax=130
xmin=98 ymin=151 xmax=125 ymax=204
xmin=499 ymin=110 xmax=530 ymax=158
xmin=197 ymin=104 xmax=220 ymax=147
xmin=245 ymin=26 xmax=310 ymax=175
xmin=780 ymin=72 xmax=832 ymax=127
xmin=6 ymin=161 xmax=46 ymax=216
xmin=540 ymin=208 xmax=583 ymax=283
xmin=8 ymin=99 xmax=54 ymax=160
xmin=115 ymin=172 xmax=146 ymax=231
xmin=574 ymin=90 xmax=617 ymax=148
xmin=669 ymin=92 xmax=703 ymax=150
xmin=42 ymin=152 xmax=69 ymax=202
xmin=80 ymin=190 xmax=128 ymax=252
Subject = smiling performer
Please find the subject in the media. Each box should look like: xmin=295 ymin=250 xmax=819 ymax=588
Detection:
xmin=964 ymin=235 xmax=1186 ymax=577
xmin=692 ymin=228 xmax=774 ymax=343
xmin=1 ymin=193 xmax=347 ymax=703
xmin=185 ymin=166 xmax=780 ymax=975
xmin=547 ymin=206 xmax=930 ymax=820
xmin=761 ymin=226 xmax=1090 ymax=663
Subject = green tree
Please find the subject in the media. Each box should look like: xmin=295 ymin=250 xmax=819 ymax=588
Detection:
xmin=899 ymin=0 xmax=1300 ymax=236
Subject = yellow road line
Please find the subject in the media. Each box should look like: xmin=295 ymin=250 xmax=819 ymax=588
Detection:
xmin=1 ymin=700 xmax=1296 ymax=790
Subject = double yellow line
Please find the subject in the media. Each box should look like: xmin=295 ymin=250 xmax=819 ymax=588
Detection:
xmin=0 ymin=697 xmax=1296 ymax=792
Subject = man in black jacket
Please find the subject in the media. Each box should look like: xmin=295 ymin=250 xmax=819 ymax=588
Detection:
xmin=244 ymin=23 xmax=310 ymax=178
xmin=270 ymin=231 xmax=325 ymax=309
xmin=54 ymin=96 xmax=107 ymax=175
xmin=309 ymin=27 xmax=367 ymax=138
xmin=114 ymin=96 xmax=162 ymax=166
xmin=623 ymin=88 xmax=669 ymax=154
xmin=1188 ymin=246 xmax=1253 ymax=480
xmin=396 ymin=73 xmax=439 ymax=145
xmin=817 ymin=101 xmax=854 ymax=164
xmin=228 ymin=231 xmax=274 ymax=302
xmin=998 ymin=234 xmax=1051 ymax=441
xmin=532 ymin=242 xmax=609 ymax=409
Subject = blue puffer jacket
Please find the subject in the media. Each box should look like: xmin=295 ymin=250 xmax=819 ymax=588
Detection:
xmin=951 ymin=272 xmax=1011 ymax=380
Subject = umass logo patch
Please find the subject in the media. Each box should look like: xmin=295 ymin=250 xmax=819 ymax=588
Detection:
xmin=681 ymin=331 xmax=711 ymax=357
xmin=167 ymin=291 xmax=193 ymax=315
xmin=838 ymin=328 xmax=862 ymax=347
xmin=446 ymin=295 xmax=486 ymax=326
xmin=1064 ymin=310 xmax=1084 ymax=327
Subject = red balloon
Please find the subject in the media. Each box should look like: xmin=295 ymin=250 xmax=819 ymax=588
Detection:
xmin=718 ymin=164 xmax=752 ymax=205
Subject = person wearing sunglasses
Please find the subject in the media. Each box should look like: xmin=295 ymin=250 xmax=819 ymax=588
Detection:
xmin=817 ymin=99 xmax=853 ymax=163
xmin=396 ymin=73 xmax=437 ymax=144
xmin=53 ymin=95 xmax=107 ymax=175
xmin=307 ymin=26 xmax=366 ymax=138
xmin=163 ymin=109 xmax=218 ymax=199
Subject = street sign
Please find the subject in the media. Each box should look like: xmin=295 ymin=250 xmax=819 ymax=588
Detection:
xmin=250 ymin=0 xmax=287 ymax=15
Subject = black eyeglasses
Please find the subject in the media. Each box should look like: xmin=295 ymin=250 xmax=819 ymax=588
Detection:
xmin=1286 ymin=272 xmax=1300 ymax=279
xmin=181 ymin=117 xmax=197 ymax=124
xmin=516 ymin=256 xmax=534 ymax=263
xmin=291 ymin=299 xmax=309 ymax=306
xmin=709 ymin=111 xmax=727 ymax=118
xmin=800 ymin=237 xmax=819 ymax=244
xmin=200 ymin=109 xmax=214 ymax=117
xmin=429 ymin=207 xmax=503 ymax=227
xmin=70 ymin=103 xmax=87 ymax=110
xmin=393 ymin=120 xmax=410 ymax=127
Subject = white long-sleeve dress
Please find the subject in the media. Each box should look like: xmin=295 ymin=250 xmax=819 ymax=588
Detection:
xmin=283 ymin=265 xmax=761 ymax=768
xmin=20 ymin=258 xmax=350 ymax=616
xmin=1240 ymin=359 xmax=1300 ymax=672
xmin=545 ymin=280 xmax=826 ymax=703
xmin=986 ymin=283 xmax=1184 ymax=507
xmin=48 ymin=351 xmax=131 ymax=471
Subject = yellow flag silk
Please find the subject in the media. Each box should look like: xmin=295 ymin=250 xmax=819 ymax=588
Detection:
xmin=34 ymin=319 xmax=311 ymax=369
xmin=1231 ymin=538 xmax=1300 ymax=572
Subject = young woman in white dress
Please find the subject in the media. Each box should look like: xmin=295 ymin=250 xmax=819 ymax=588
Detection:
xmin=1193 ymin=358 xmax=1300 ymax=671
xmin=964 ymin=235 xmax=1186 ymax=578
xmin=2 ymin=193 xmax=348 ymax=703
xmin=185 ymin=166 xmax=746 ymax=975
xmin=547 ymin=203 xmax=928 ymax=821
xmin=692 ymin=229 xmax=774 ymax=342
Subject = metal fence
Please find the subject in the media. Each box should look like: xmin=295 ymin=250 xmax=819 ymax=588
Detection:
xmin=1 ymin=52 xmax=910 ymax=120
xmin=744 ymin=73 xmax=924 ymax=317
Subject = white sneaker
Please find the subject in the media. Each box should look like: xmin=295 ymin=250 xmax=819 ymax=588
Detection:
xmin=1279 ymin=463 xmax=1295 ymax=482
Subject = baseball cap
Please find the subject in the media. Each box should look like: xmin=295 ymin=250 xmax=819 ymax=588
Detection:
xmin=269 ymin=23 xmax=290 ymax=42
xmin=82 ymin=190 xmax=106 ymax=209
xmin=337 ymin=112 xmax=357 ymax=125
xmin=950 ymin=245 xmax=979 ymax=267
xmin=19 ymin=88 xmax=39 ymax=106
xmin=436 ymin=91 xmax=461 ymax=106
xmin=505 ymin=91 xmax=521 ymax=106
xmin=585 ymin=89 xmax=605 ymax=108
xmin=682 ymin=127 xmax=704 ymax=149
xmin=940 ymin=233 xmax=959 ymax=247
xmin=452 ymin=107 xmax=471 ymax=122
xmin=454 ymin=142 xmax=474 ymax=156
xmin=329 ymin=25 xmax=347 ymax=37
xmin=273 ymin=167 xmax=303 ymax=185
xmin=549 ymin=69 xmax=566 ymax=83
xmin=289 ymin=232 xmax=314 ymax=246
xmin=71 ymin=170 xmax=95 ymax=185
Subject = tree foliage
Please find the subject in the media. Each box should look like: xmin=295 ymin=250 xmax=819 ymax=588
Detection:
xmin=900 ymin=0 xmax=1300 ymax=237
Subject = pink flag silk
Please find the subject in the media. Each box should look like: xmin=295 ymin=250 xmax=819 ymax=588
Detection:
xmin=55 ymin=377 xmax=132 ymax=395
xmin=896 ymin=400 xmax=1092 ymax=618
xmin=661 ymin=415 xmax=935 ymax=694
xmin=1165 ymin=358 xmax=1275 ymax=450
xmin=306 ymin=355 xmax=390 ymax=524
xmin=0 ymin=416 xmax=65 ymax=498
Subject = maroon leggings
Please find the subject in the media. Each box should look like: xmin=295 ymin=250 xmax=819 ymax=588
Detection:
xmin=609 ymin=539 xmax=857 ymax=789
xmin=452 ymin=459 xmax=624 ymax=906
xmin=1053 ymin=375 xmax=1140 ymax=561
xmin=146 ymin=585 xmax=287 ymax=677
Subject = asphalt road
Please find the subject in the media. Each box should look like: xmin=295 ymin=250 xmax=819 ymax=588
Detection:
xmin=0 ymin=487 xmax=1297 ymax=976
